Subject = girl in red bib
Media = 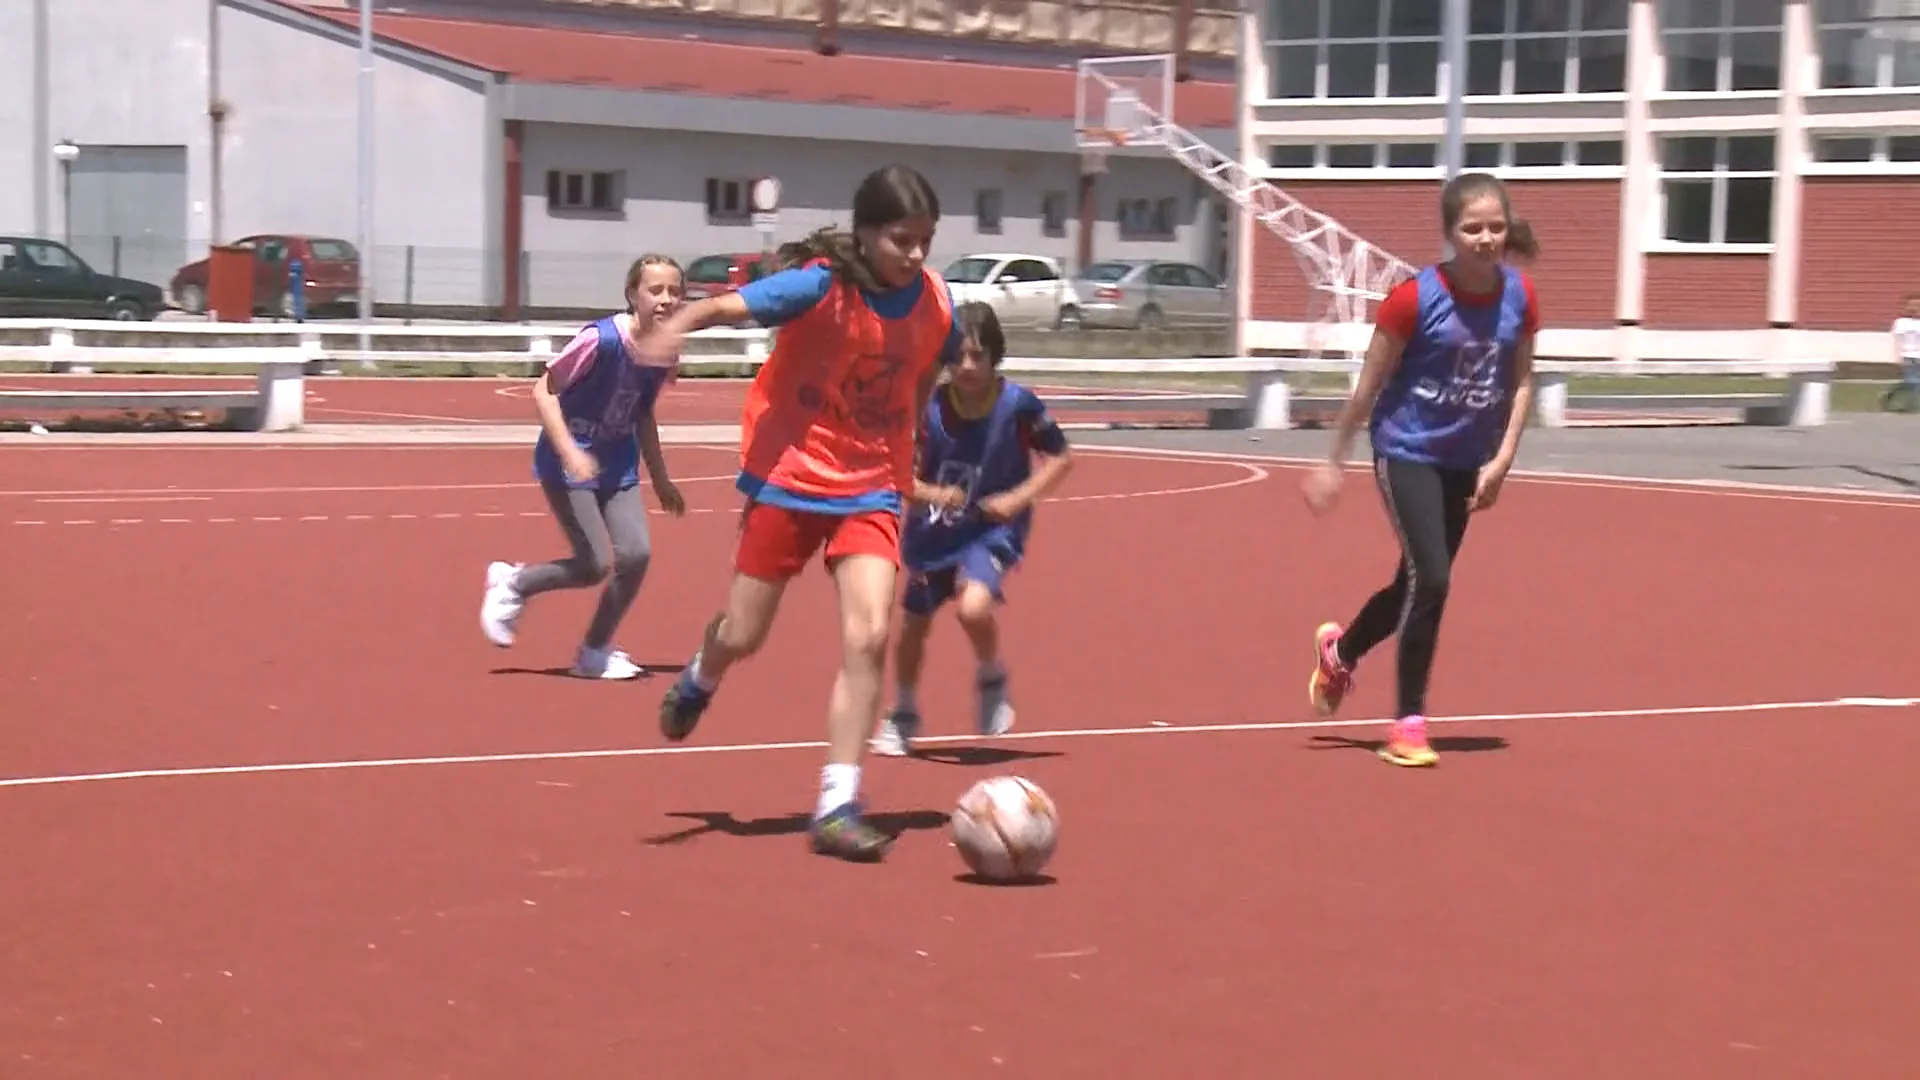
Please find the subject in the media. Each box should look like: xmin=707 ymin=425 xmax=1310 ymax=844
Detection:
xmin=633 ymin=165 xmax=960 ymax=862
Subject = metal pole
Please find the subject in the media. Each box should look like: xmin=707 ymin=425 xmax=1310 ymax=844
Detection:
xmin=1440 ymin=0 xmax=1469 ymax=261
xmin=31 ymin=0 xmax=50 ymax=237
xmin=1441 ymin=0 xmax=1467 ymax=178
xmin=356 ymin=0 xmax=374 ymax=356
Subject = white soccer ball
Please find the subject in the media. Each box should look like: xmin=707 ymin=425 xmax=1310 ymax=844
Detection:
xmin=950 ymin=775 xmax=1059 ymax=882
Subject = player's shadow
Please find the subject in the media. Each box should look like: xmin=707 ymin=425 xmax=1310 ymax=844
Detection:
xmin=910 ymin=745 xmax=1064 ymax=767
xmin=642 ymin=809 xmax=950 ymax=847
xmin=489 ymin=663 xmax=685 ymax=679
xmin=1305 ymin=733 xmax=1509 ymax=755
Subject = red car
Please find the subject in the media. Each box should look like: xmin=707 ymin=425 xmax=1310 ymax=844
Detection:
xmin=683 ymin=251 xmax=774 ymax=302
xmin=169 ymin=234 xmax=361 ymax=317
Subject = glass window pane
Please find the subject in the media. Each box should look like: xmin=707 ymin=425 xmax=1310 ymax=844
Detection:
xmin=1272 ymin=0 xmax=1322 ymax=40
xmin=1661 ymin=0 xmax=1724 ymax=30
xmin=1466 ymin=142 xmax=1503 ymax=167
xmin=1730 ymin=0 xmax=1783 ymax=29
xmin=1514 ymin=35 xmax=1571 ymax=91
xmin=1386 ymin=41 xmax=1440 ymax=95
xmin=1471 ymin=0 xmax=1509 ymax=34
xmin=1664 ymin=30 xmax=1723 ymax=90
xmin=1723 ymin=176 xmax=1774 ymax=243
xmin=1514 ymin=141 xmax=1566 ymax=165
xmin=1726 ymin=134 xmax=1775 ymax=171
xmin=1327 ymin=144 xmax=1377 ymax=168
xmin=1269 ymin=144 xmax=1318 ymax=167
xmin=1271 ymin=44 xmax=1320 ymax=97
xmin=1891 ymin=135 xmax=1920 ymax=161
xmin=1815 ymin=0 xmax=1870 ymax=24
xmin=1467 ymin=38 xmax=1507 ymax=94
xmin=1577 ymin=32 xmax=1629 ymax=91
xmin=1516 ymin=0 xmax=1574 ymax=33
xmin=1894 ymin=37 xmax=1920 ymax=87
xmin=1328 ymin=0 xmax=1381 ymax=37
xmin=1662 ymin=178 xmax=1716 ymax=242
xmin=1662 ymin=136 xmax=1718 ymax=172
xmin=1819 ymin=26 xmax=1878 ymax=87
xmin=1729 ymin=29 xmax=1781 ymax=89
xmin=1387 ymin=143 xmax=1438 ymax=167
xmin=1812 ymin=136 xmax=1874 ymax=162
xmin=1582 ymin=0 xmax=1630 ymax=32
xmin=1326 ymin=42 xmax=1380 ymax=95
xmin=1387 ymin=0 xmax=1442 ymax=36
xmin=1576 ymin=139 xmax=1625 ymax=165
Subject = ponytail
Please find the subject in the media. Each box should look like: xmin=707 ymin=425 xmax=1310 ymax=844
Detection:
xmin=777 ymin=225 xmax=882 ymax=292
xmin=1507 ymin=218 xmax=1541 ymax=262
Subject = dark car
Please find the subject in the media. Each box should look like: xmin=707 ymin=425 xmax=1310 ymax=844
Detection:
xmin=0 ymin=236 xmax=166 ymax=320
xmin=168 ymin=234 xmax=362 ymax=317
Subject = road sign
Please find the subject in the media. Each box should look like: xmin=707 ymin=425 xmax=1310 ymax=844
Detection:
xmin=752 ymin=211 xmax=778 ymax=232
xmin=751 ymin=177 xmax=781 ymax=213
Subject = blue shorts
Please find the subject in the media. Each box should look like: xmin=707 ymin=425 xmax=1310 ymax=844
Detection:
xmin=903 ymin=542 xmax=1016 ymax=617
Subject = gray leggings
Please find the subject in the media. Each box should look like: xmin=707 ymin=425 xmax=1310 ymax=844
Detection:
xmin=512 ymin=484 xmax=653 ymax=650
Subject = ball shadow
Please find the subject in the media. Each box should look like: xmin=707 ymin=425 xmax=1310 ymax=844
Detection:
xmin=952 ymin=872 xmax=1059 ymax=888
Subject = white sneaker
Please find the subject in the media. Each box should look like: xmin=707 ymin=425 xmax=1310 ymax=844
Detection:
xmin=976 ymin=671 xmax=1015 ymax=737
xmin=481 ymin=561 xmax=524 ymax=647
xmin=869 ymin=707 xmax=921 ymax=757
xmin=573 ymin=646 xmax=645 ymax=680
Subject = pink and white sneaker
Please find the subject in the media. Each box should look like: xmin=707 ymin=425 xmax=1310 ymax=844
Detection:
xmin=1308 ymin=621 xmax=1354 ymax=717
xmin=1379 ymin=715 xmax=1438 ymax=768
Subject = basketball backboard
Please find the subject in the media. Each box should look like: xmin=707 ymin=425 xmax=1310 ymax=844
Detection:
xmin=1074 ymin=54 xmax=1176 ymax=151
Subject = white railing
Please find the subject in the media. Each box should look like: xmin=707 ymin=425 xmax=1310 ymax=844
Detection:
xmin=1245 ymin=321 xmax=1904 ymax=368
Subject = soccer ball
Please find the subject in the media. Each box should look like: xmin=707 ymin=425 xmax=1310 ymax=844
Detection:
xmin=950 ymin=775 xmax=1059 ymax=882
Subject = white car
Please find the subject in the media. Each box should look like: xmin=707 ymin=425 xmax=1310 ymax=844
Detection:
xmin=942 ymin=253 xmax=1066 ymax=328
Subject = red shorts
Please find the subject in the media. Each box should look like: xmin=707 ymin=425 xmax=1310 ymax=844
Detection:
xmin=734 ymin=501 xmax=902 ymax=580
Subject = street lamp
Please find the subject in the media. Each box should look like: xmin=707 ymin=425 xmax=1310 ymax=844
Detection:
xmin=52 ymin=139 xmax=78 ymax=244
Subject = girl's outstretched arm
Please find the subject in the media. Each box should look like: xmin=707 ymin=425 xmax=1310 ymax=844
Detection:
xmin=1326 ymin=327 xmax=1408 ymax=466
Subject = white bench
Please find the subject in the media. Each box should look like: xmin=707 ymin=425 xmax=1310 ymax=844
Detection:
xmin=0 ymin=346 xmax=308 ymax=431
xmin=1002 ymin=356 xmax=1358 ymax=429
xmin=1533 ymin=359 xmax=1834 ymax=428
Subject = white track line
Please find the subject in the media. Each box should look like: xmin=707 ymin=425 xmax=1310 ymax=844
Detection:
xmin=0 ymin=475 xmax=737 ymax=498
xmin=1087 ymin=444 xmax=1920 ymax=507
xmin=1 ymin=695 xmax=1910 ymax=792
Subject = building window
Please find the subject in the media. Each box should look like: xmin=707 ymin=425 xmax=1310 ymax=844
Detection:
xmin=705 ymin=178 xmax=751 ymax=222
xmin=1658 ymin=134 xmax=1775 ymax=245
xmin=1659 ymin=0 xmax=1784 ymax=92
xmin=1811 ymin=133 xmax=1920 ymax=162
xmin=1815 ymin=1 xmax=1920 ymax=88
xmin=1386 ymin=142 xmax=1437 ymax=167
xmin=1265 ymin=0 xmax=1443 ymax=99
xmin=1266 ymin=140 xmax=1626 ymax=171
xmin=1464 ymin=0 xmax=1630 ymax=95
xmin=1117 ymin=196 xmax=1179 ymax=238
xmin=975 ymin=188 xmax=1005 ymax=233
xmin=1268 ymin=144 xmax=1317 ymax=167
xmin=546 ymin=170 xmax=622 ymax=214
xmin=1326 ymin=143 xmax=1378 ymax=167
xmin=1041 ymin=191 xmax=1070 ymax=236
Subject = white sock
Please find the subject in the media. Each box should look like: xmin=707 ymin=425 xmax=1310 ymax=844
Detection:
xmin=688 ymin=651 xmax=715 ymax=691
xmin=894 ymin=686 xmax=918 ymax=713
xmin=817 ymin=763 xmax=860 ymax=819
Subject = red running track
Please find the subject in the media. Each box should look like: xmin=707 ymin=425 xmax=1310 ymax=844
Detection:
xmin=0 ymin=443 xmax=1916 ymax=1077
xmin=0 ymin=375 xmax=1222 ymax=428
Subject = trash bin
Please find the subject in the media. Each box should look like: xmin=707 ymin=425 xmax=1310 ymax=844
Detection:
xmin=207 ymin=245 xmax=255 ymax=322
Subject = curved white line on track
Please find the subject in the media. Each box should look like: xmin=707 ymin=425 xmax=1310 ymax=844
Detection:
xmin=0 ymin=695 xmax=1909 ymax=791
xmin=1085 ymin=444 xmax=1920 ymax=508
xmin=1050 ymin=458 xmax=1267 ymax=504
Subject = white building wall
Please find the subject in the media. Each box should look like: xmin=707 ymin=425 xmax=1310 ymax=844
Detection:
xmin=518 ymin=123 xmax=1211 ymax=309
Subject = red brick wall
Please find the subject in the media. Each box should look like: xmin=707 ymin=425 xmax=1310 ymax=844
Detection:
xmin=1247 ymin=179 xmax=1620 ymax=327
xmin=1798 ymin=177 xmax=1920 ymax=330
xmin=1642 ymin=255 xmax=1769 ymax=328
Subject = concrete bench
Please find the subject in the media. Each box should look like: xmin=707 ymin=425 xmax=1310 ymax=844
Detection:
xmin=1533 ymin=359 xmax=1835 ymax=428
xmin=0 ymin=346 xmax=309 ymax=431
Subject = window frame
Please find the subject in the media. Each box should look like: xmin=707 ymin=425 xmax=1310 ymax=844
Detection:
xmin=1651 ymin=132 xmax=1779 ymax=252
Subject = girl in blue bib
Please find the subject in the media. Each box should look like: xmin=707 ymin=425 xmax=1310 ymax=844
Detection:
xmin=870 ymin=302 xmax=1073 ymax=757
xmin=1301 ymin=173 xmax=1541 ymax=768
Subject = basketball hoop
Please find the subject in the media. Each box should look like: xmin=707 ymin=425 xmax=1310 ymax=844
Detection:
xmin=1076 ymin=127 xmax=1127 ymax=175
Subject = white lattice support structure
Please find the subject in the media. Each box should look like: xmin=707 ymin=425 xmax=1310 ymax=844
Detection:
xmin=1075 ymin=54 xmax=1416 ymax=357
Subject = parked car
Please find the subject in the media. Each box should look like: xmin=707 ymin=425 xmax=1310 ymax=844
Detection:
xmin=943 ymin=253 xmax=1066 ymax=328
xmin=168 ymin=234 xmax=361 ymax=317
xmin=0 ymin=235 xmax=166 ymax=319
xmin=1057 ymin=259 xmax=1229 ymax=330
xmin=684 ymin=251 xmax=775 ymax=302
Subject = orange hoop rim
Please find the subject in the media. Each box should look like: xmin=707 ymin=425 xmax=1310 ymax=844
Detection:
xmin=1077 ymin=127 xmax=1130 ymax=148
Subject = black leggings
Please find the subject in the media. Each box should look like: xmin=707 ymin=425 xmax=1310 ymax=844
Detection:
xmin=1335 ymin=455 xmax=1477 ymax=719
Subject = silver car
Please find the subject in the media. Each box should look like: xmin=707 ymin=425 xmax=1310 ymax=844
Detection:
xmin=1057 ymin=259 xmax=1230 ymax=330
